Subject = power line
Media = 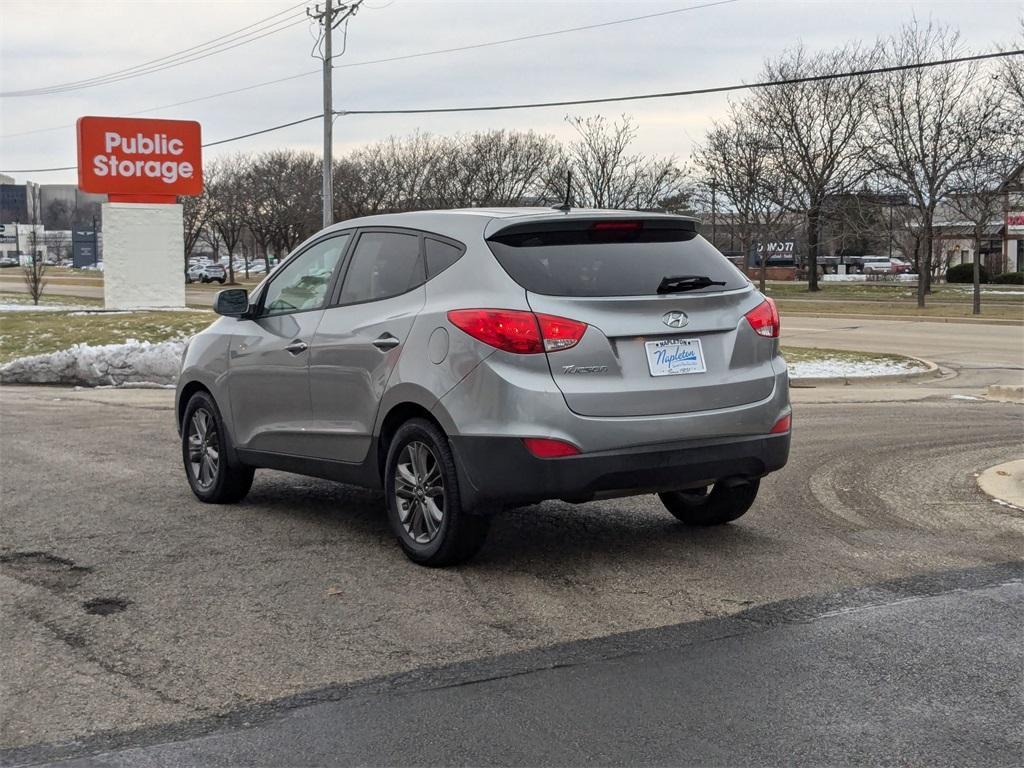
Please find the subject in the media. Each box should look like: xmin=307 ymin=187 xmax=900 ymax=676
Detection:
xmin=1 ymin=0 xmax=736 ymax=136
xmin=0 ymin=113 xmax=326 ymax=173
xmin=337 ymin=49 xmax=1024 ymax=115
xmin=201 ymin=114 xmax=325 ymax=147
xmin=4 ymin=48 xmax=1021 ymax=175
xmin=330 ymin=0 xmax=740 ymax=71
xmin=0 ymin=4 xmax=309 ymax=97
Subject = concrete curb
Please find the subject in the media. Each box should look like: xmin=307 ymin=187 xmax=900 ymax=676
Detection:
xmin=790 ymin=355 xmax=941 ymax=387
xmin=976 ymin=459 xmax=1024 ymax=511
xmin=986 ymin=385 xmax=1024 ymax=404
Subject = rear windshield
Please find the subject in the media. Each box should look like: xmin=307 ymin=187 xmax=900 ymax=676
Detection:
xmin=486 ymin=224 xmax=747 ymax=297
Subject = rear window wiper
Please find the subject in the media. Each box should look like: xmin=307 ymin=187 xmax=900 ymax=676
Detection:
xmin=657 ymin=275 xmax=727 ymax=294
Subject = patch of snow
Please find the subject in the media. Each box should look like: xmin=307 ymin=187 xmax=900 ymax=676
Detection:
xmin=0 ymin=339 xmax=184 ymax=387
xmin=948 ymin=286 xmax=1024 ymax=296
xmin=0 ymin=302 xmax=92 ymax=312
xmin=787 ymin=356 xmax=925 ymax=380
xmin=950 ymin=394 xmax=983 ymax=401
xmin=66 ymin=307 xmax=206 ymax=315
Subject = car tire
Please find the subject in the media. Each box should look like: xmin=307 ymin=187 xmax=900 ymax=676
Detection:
xmin=182 ymin=390 xmax=254 ymax=504
xmin=217 ymin=278 xmax=225 ymax=284
xmin=659 ymin=478 xmax=760 ymax=526
xmin=384 ymin=418 xmax=489 ymax=567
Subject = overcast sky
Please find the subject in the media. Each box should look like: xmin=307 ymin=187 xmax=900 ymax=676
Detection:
xmin=0 ymin=0 xmax=1019 ymax=186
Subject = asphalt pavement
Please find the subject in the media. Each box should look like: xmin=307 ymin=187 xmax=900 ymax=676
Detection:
xmin=1 ymin=381 xmax=1022 ymax=765
xmin=45 ymin=568 xmax=1024 ymax=767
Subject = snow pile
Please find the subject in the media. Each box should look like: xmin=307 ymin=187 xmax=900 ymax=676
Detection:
xmin=788 ymin=356 xmax=925 ymax=380
xmin=820 ymin=274 xmax=917 ymax=283
xmin=0 ymin=339 xmax=185 ymax=387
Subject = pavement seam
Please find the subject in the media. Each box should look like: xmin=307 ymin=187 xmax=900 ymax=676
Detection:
xmin=3 ymin=561 xmax=1021 ymax=768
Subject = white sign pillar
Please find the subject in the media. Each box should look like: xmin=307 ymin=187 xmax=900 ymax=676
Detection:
xmin=102 ymin=202 xmax=185 ymax=309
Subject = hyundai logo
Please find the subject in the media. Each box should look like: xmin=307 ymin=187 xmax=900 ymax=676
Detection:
xmin=662 ymin=311 xmax=689 ymax=328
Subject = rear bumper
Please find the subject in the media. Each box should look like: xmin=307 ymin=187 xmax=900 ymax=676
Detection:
xmin=450 ymin=431 xmax=790 ymax=511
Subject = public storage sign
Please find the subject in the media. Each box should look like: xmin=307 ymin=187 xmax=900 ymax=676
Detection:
xmin=77 ymin=116 xmax=202 ymax=202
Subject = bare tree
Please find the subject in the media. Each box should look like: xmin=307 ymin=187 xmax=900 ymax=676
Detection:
xmin=946 ymin=130 xmax=1018 ymax=314
xmin=864 ymin=20 xmax=1001 ymax=306
xmin=207 ymin=155 xmax=250 ymax=284
xmin=180 ymin=188 xmax=211 ymax=273
xmin=21 ymin=196 xmax=46 ymax=305
xmin=547 ymin=115 xmax=687 ymax=210
xmin=753 ymin=43 xmax=876 ymax=291
xmin=693 ymin=102 xmax=793 ymax=283
xmin=997 ymin=20 xmax=1024 ymax=120
xmin=425 ymin=130 xmax=560 ymax=208
xmin=242 ymin=150 xmax=321 ymax=263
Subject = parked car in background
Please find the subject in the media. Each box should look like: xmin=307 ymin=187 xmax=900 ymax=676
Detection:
xmin=863 ymin=257 xmax=910 ymax=275
xmin=0 ymin=255 xmax=19 ymax=268
xmin=176 ymin=208 xmax=791 ymax=566
xmin=187 ymin=263 xmax=227 ymax=284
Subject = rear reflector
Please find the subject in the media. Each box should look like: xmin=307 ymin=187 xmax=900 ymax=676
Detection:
xmin=770 ymin=414 xmax=791 ymax=434
xmin=447 ymin=309 xmax=586 ymax=354
xmin=745 ymin=298 xmax=780 ymax=338
xmin=522 ymin=437 xmax=581 ymax=458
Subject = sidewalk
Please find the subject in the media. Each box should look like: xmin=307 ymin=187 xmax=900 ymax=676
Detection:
xmin=977 ymin=459 xmax=1024 ymax=509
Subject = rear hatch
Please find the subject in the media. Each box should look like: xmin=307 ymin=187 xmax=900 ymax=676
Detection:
xmin=486 ymin=216 xmax=776 ymax=417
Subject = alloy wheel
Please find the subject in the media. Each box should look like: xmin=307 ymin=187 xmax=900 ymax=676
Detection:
xmin=394 ymin=440 xmax=445 ymax=544
xmin=187 ymin=408 xmax=220 ymax=490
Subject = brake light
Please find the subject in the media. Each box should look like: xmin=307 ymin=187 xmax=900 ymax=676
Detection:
xmin=447 ymin=309 xmax=541 ymax=353
xmin=745 ymin=298 xmax=780 ymax=338
xmin=592 ymin=220 xmax=643 ymax=231
xmin=536 ymin=314 xmax=587 ymax=352
xmin=522 ymin=437 xmax=581 ymax=458
xmin=447 ymin=310 xmax=586 ymax=354
xmin=770 ymin=414 xmax=791 ymax=434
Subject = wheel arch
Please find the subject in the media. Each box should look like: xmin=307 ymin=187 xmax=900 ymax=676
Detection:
xmin=375 ymin=401 xmax=448 ymax=484
xmin=177 ymin=379 xmax=212 ymax=430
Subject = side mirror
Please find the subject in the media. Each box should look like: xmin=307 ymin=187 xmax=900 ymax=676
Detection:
xmin=214 ymin=288 xmax=250 ymax=317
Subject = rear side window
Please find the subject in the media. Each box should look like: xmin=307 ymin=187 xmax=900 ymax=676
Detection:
xmin=425 ymin=237 xmax=464 ymax=279
xmin=339 ymin=231 xmax=423 ymax=304
xmin=486 ymin=222 xmax=746 ymax=297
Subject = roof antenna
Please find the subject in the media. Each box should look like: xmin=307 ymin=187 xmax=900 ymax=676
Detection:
xmin=553 ymin=170 xmax=572 ymax=212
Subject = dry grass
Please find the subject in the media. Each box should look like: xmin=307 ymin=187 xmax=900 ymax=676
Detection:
xmin=0 ymin=308 xmax=213 ymax=364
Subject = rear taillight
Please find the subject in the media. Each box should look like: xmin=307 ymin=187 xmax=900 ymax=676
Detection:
xmin=447 ymin=309 xmax=586 ymax=354
xmin=770 ymin=414 xmax=791 ymax=434
xmin=745 ymin=298 xmax=780 ymax=338
xmin=522 ymin=437 xmax=581 ymax=458
xmin=536 ymin=314 xmax=587 ymax=352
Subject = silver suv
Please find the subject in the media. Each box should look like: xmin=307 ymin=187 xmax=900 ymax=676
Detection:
xmin=176 ymin=209 xmax=790 ymax=566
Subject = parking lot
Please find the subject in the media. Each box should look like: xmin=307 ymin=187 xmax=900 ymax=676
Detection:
xmin=2 ymin=374 xmax=1022 ymax=761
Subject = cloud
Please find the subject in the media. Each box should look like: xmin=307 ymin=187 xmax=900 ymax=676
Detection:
xmin=0 ymin=0 xmax=1014 ymax=184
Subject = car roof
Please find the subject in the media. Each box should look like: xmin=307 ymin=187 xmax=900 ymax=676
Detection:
xmin=319 ymin=207 xmax=700 ymax=242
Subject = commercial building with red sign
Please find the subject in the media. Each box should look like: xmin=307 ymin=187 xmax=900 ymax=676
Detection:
xmin=77 ymin=116 xmax=203 ymax=203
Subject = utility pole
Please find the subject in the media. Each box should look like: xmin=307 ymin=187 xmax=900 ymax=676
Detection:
xmin=308 ymin=0 xmax=363 ymax=229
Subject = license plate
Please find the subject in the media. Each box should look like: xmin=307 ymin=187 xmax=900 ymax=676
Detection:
xmin=645 ymin=337 xmax=706 ymax=376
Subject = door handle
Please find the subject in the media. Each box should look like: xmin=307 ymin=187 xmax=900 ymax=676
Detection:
xmin=284 ymin=340 xmax=308 ymax=355
xmin=372 ymin=334 xmax=401 ymax=351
